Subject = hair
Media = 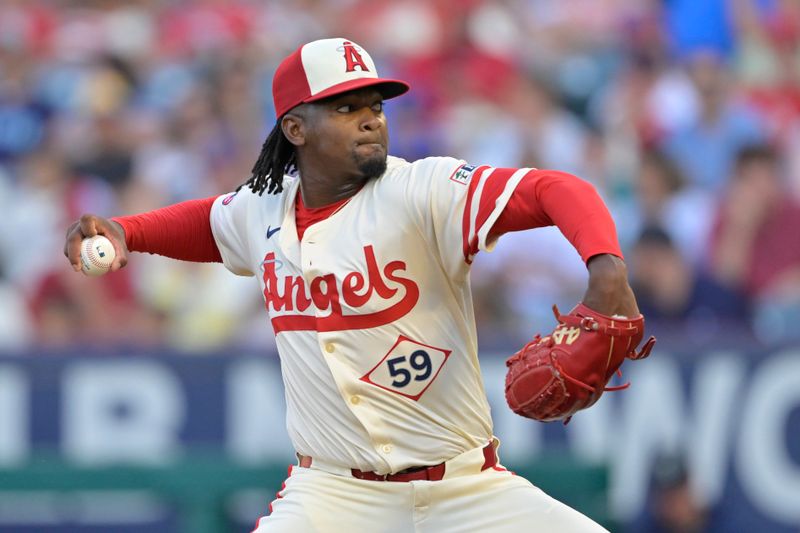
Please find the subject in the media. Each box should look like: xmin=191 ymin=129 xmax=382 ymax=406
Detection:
xmin=641 ymin=149 xmax=685 ymax=194
xmin=238 ymin=121 xmax=296 ymax=195
xmin=734 ymin=143 xmax=778 ymax=172
xmin=635 ymin=225 xmax=675 ymax=249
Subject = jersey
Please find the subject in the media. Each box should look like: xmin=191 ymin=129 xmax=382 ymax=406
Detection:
xmin=209 ymin=156 xmax=531 ymax=474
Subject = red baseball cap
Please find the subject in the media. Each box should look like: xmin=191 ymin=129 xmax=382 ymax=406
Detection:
xmin=272 ymin=38 xmax=410 ymax=119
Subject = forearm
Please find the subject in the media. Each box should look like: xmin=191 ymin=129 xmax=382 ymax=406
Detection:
xmin=112 ymin=197 xmax=223 ymax=263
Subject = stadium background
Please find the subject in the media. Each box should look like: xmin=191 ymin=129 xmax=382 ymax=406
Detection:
xmin=1 ymin=0 xmax=800 ymax=531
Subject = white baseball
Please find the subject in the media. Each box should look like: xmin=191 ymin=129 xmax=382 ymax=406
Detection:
xmin=80 ymin=235 xmax=116 ymax=277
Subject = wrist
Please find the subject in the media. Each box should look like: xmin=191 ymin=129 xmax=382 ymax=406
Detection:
xmin=587 ymin=254 xmax=627 ymax=285
xmin=583 ymin=254 xmax=639 ymax=317
xmin=109 ymin=218 xmax=127 ymax=241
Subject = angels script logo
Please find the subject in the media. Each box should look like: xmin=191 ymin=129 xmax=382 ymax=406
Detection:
xmin=262 ymin=245 xmax=419 ymax=332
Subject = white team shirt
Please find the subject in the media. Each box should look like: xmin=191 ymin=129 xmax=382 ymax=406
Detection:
xmin=210 ymin=156 xmax=531 ymax=474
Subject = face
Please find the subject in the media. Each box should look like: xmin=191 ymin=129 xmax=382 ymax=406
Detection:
xmin=285 ymin=88 xmax=389 ymax=182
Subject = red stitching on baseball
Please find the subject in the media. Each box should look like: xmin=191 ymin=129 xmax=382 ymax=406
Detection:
xmin=84 ymin=239 xmax=111 ymax=268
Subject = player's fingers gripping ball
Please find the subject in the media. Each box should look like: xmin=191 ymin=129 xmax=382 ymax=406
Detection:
xmin=80 ymin=235 xmax=116 ymax=277
xmin=505 ymin=303 xmax=656 ymax=423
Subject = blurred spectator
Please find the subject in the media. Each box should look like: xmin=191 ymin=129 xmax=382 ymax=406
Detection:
xmin=587 ymin=20 xmax=698 ymax=204
xmin=621 ymin=150 xmax=714 ymax=264
xmin=0 ymin=1 xmax=56 ymax=56
xmin=27 ymin=263 xmax=163 ymax=349
xmin=0 ymin=150 xmax=73 ymax=287
xmin=131 ymin=114 xmax=213 ymax=205
xmin=592 ymin=49 xmax=698 ymax=153
xmin=627 ymin=453 xmax=715 ymax=533
xmin=158 ymin=0 xmax=258 ymax=58
xmin=71 ymin=114 xmax=134 ymax=190
xmin=733 ymin=0 xmax=800 ymax=144
xmin=0 ymin=252 xmax=32 ymax=351
xmin=709 ymin=144 xmax=800 ymax=344
xmin=709 ymin=144 xmax=800 ymax=297
xmin=629 ymin=226 xmax=750 ymax=333
xmin=732 ymin=0 xmax=800 ymax=199
xmin=506 ymin=73 xmax=591 ymax=175
xmin=661 ymin=50 xmax=766 ymax=192
xmin=0 ymin=48 xmax=52 ymax=162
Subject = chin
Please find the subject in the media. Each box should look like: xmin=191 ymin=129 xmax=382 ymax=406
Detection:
xmin=357 ymin=154 xmax=388 ymax=180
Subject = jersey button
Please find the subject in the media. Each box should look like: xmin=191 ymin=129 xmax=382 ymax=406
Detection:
xmin=350 ymin=395 xmax=360 ymax=405
xmin=325 ymin=343 xmax=335 ymax=353
xmin=381 ymin=444 xmax=393 ymax=454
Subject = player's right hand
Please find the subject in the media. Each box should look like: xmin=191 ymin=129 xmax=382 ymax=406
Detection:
xmin=64 ymin=214 xmax=129 ymax=273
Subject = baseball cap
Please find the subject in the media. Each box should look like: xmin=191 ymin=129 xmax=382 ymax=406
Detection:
xmin=272 ymin=38 xmax=410 ymax=118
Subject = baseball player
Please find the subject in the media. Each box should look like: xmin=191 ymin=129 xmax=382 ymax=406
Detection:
xmin=65 ymin=38 xmax=650 ymax=532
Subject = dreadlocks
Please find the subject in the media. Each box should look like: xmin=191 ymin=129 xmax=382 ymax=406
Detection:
xmin=238 ymin=122 xmax=296 ymax=196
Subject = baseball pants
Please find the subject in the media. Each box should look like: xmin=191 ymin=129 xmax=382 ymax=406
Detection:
xmin=252 ymin=442 xmax=608 ymax=533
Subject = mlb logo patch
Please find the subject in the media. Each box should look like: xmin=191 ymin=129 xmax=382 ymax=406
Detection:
xmin=449 ymin=164 xmax=476 ymax=185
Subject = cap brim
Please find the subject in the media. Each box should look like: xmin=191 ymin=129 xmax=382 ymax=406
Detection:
xmin=302 ymin=78 xmax=410 ymax=106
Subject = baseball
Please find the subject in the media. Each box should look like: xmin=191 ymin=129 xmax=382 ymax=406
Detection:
xmin=80 ymin=235 xmax=116 ymax=277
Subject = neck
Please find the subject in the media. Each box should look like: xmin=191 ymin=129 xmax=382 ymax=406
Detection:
xmin=296 ymin=160 xmax=367 ymax=208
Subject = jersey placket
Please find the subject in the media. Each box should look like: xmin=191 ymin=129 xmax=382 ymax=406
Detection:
xmin=299 ymin=211 xmax=403 ymax=474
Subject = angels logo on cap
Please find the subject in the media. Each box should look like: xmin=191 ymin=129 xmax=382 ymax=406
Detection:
xmin=272 ymin=38 xmax=410 ymax=118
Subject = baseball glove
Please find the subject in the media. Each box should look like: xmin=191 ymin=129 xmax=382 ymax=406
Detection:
xmin=505 ymin=303 xmax=655 ymax=423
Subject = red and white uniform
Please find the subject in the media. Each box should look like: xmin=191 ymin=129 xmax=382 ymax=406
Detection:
xmin=207 ymin=156 xmax=609 ymax=532
xmin=115 ymin=155 xmax=614 ymax=532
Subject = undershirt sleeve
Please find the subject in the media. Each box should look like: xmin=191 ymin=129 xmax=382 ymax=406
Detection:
xmin=488 ymin=170 xmax=623 ymax=263
xmin=112 ymin=197 xmax=223 ymax=263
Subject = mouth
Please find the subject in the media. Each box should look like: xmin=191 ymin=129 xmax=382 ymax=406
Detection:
xmin=355 ymin=142 xmax=386 ymax=155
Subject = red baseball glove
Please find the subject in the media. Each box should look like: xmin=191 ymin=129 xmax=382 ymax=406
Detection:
xmin=505 ymin=303 xmax=655 ymax=423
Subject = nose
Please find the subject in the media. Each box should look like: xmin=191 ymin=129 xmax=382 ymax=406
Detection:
xmin=359 ymin=109 xmax=383 ymax=132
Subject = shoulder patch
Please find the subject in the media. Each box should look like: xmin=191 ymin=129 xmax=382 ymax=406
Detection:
xmin=448 ymin=164 xmax=477 ymax=186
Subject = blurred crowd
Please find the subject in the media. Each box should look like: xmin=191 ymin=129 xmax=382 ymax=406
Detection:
xmin=2 ymin=0 xmax=800 ymax=352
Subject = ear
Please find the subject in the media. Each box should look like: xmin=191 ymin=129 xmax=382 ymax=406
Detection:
xmin=281 ymin=113 xmax=307 ymax=147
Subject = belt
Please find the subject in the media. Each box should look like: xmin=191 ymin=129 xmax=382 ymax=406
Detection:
xmin=297 ymin=442 xmax=497 ymax=482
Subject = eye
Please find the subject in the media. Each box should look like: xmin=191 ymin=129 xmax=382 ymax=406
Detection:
xmin=336 ymin=104 xmax=352 ymax=113
xmin=372 ymin=102 xmax=384 ymax=113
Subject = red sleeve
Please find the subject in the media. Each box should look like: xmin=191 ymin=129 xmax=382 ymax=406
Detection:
xmin=112 ymin=197 xmax=223 ymax=263
xmin=489 ymin=170 xmax=622 ymax=263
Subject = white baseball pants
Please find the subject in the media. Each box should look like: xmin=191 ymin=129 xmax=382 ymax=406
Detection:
xmin=251 ymin=443 xmax=608 ymax=533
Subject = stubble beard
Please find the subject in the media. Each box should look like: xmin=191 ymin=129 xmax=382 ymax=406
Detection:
xmin=355 ymin=152 xmax=388 ymax=181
